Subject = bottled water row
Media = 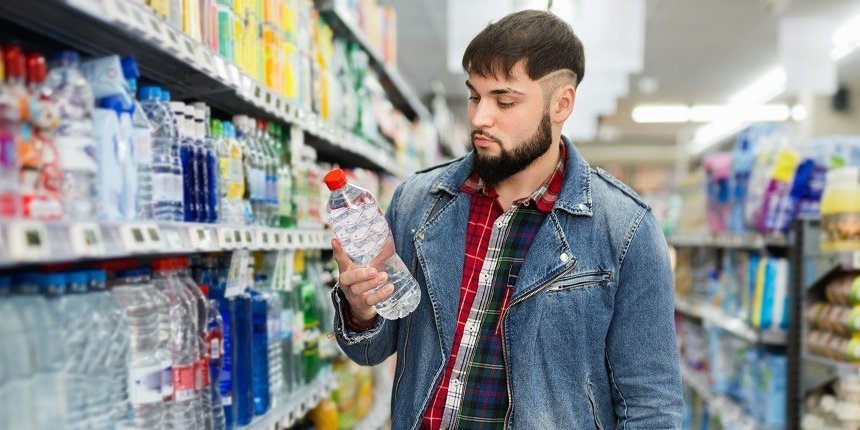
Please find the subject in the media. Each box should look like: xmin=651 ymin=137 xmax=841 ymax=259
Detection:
xmin=0 ymin=249 xmax=336 ymax=430
xmin=0 ymin=44 xmax=294 ymax=226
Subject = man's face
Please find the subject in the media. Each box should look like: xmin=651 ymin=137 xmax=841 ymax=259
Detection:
xmin=467 ymin=61 xmax=554 ymax=186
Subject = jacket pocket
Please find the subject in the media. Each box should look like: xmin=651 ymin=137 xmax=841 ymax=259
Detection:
xmin=586 ymin=382 xmax=605 ymax=430
xmin=546 ymin=271 xmax=612 ymax=293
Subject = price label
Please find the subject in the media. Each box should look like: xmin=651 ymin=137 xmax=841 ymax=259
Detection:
xmin=189 ymin=227 xmax=213 ymax=250
xmin=145 ymin=224 xmax=165 ymax=250
xmin=217 ymin=228 xmax=235 ymax=249
xmin=119 ymin=224 xmax=149 ymax=253
xmin=257 ymin=229 xmax=271 ymax=250
xmin=68 ymin=0 xmax=107 ymax=17
xmin=7 ymin=221 xmax=50 ymax=261
xmin=228 ymin=64 xmax=242 ymax=88
xmin=297 ymin=233 xmax=306 ymax=247
xmin=163 ymin=229 xmax=183 ymax=251
xmin=213 ymin=56 xmax=230 ymax=84
xmin=233 ymin=229 xmax=244 ymax=247
xmin=196 ymin=49 xmax=216 ymax=75
xmin=244 ymin=229 xmax=254 ymax=248
xmin=128 ymin=4 xmax=149 ymax=34
xmin=69 ymin=222 xmax=106 ymax=257
xmin=181 ymin=38 xmax=198 ymax=63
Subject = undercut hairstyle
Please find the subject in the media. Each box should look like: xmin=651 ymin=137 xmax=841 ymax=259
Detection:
xmin=462 ymin=9 xmax=585 ymax=88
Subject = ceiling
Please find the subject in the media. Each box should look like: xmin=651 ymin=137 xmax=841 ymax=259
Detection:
xmin=386 ymin=0 xmax=860 ymax=148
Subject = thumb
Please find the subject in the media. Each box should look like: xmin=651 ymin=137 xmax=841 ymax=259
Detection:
xmin=331 ymin=238 xmax=355 ymax=271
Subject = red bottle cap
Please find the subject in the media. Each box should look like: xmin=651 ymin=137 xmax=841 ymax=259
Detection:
xmin=199 ymin=284 xmax=210 ymax=297
xmin=324 ymin=168 xmax=347 ymax=191
xmin=2 ymin=44 xmax=24 ymax=80
xmin=25 ymin=53 xmax=46 ymax=85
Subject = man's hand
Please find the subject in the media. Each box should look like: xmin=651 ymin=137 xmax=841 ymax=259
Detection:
xmin=332 ymin=238 xmax=396 ymax=326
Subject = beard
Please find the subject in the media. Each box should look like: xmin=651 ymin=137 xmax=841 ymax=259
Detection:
xmin=472 ymin=111 xmax=553 ymax=187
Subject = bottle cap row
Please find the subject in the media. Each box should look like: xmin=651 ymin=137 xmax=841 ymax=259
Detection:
xmin=0 ymin=220 xmax=332 ymax=268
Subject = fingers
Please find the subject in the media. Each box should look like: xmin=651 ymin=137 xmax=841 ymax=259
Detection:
xmin=339 ymin=266 xmax=379 ymax=288
xmin=331 ymin=238 xmax=355 ymax=272
xmin=345 ymin=271 xmax=389 ymax=296
xmin=364 ymin=283 xmax=395 ymax=307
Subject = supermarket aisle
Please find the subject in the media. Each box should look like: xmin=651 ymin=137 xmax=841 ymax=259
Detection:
xmin=1 ymin=0 xmax=860 ymax=429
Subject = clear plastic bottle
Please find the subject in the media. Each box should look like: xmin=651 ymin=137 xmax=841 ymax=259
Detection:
xmin=12 ymin=273 xmax=66 ymax=430
xmin=44 ymin=51 xmax=98 ymax=220
xmin=47 ymin=271 xmax=95 ymax=430
xmin=259 ymin=120 xmax=280 ymax=226
xmin=111 ymin=267 xmax=168 ymax=429
xmin=160 ymin=90 xmax=184 ymax=221
xmin=177 ymin=258 xmax=214 ymax=430
xmin=324 ymin=168 xmax=421 ymax=319
xmin=187 ymin=107 xmax=206 ymax=223
xmin=201 ymin=284 xmax=227 ymax=430
xmin=258 ymin=273 xmax=284 ymax=405
xmin=151 ymin=258 xmax=199 ymax=429
xmin=0 ymin=45 xmax=25 ymax=218
xmin=139 ymin=86 xmax=178 ymax=221
xmin=121 ymin=57 xmax=153 ymax=221
xmin=172 ymin=102 xmax=198 ymax=222
xmin=0 ymin=276 xmax=34 ymax=429
xmin=234 ymin=115 xmax=262 ymax=224
xmin=192 ymin=104 xmax=215 ymax=223
xmin=204 ymin=257 xmax=237 ymax=429
xmin=219 ymin=121 xmax=245 ymax=225
xmin=88 ymin=269 xmax=130 ymax=429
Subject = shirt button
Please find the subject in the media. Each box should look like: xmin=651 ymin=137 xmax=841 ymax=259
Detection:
xmin=416 ymin=231 xmax=425 ymax=241
xmin=495 ymin=221 xmax=504 ymax=228
xmin=452 ymin=378 xmax=460 ymax=386
xmin=560 ymin=252 xmax=570 ymax=263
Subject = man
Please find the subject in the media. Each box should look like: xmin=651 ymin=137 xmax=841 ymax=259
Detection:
xmin=330 ymin=9 xmax=684 ymax=430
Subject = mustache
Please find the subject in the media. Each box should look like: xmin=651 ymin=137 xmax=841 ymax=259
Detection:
xmin=471 ymin=130 xmax=502 ymax=144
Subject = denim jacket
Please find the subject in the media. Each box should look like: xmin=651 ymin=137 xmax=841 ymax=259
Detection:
xmin=332 ymin=137 xmax=684 ymax=429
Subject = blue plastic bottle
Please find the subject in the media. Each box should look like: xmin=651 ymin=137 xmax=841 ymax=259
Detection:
xmin=207 ymin=263 xmax=236 ymax=430
xmin=234 ymin=290 xmax=254 ymax=425
xmin=173 ymin=102 xmax=199 ymax=222
xmin=249 ymin=285 xmax=270 ymax=415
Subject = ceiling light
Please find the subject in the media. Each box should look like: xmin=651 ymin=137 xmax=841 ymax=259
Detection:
xmin=831 ymin=12 xmax=860 ymax=61
xmin=631 ymin=105 xmax=690 ymax=123
xmin=791 ymin=104 xmax=808 ymax=121
xmin=728 ymin=67 xmax=787 ymax=106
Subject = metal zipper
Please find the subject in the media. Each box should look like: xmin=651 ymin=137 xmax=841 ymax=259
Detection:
xmin=545 ymin=272 xmax=611 ymax=292
xmin=501 ymin=260 xmax=577 ymax=429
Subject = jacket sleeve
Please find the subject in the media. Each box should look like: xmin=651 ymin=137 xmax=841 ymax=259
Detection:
xmin=330 ymin=184 xmax=404 ymax=366
xmin=606 ymin=210 xmax=684 ymax=429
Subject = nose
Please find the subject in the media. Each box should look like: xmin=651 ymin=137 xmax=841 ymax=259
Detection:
xmin=469 ymin=99 xmax=494 ymax=130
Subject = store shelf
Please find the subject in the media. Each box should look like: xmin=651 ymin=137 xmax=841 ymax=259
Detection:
xmin=680 ymin=366 xmax=762 ymax=430
xmin=805 ymin=251 xmax=860 ymax=289
xmin=674 ymin=295 xmax=787 ymax=345
xmin=243 ymin=371 xmax=339 ymax=430
xmin=0 ymin=0 xmax=404 ymax=178
xmin=315 ymin=0 xmax=432 ymax=124
xmin=804 ymin=353 xmax=860 ymax=377
xmin=0 ymin=220 xmax=331 ymax=268
xmin=667 ymin=232 xmax=791 ymax=250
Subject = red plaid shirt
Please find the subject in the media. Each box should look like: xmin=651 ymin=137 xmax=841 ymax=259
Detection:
xmin=422 ymin=143 xmax=566 ymax=429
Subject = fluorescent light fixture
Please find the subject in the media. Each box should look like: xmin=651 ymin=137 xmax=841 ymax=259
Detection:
xmin=791 ymin=104 xmax=808 ymax=121
xmin=631 ymin=105 xmax=690 ymax=123
xmin=727 ymin=67 xmax=787 ymax=106
xmin=831 ymin=12 xmax=860 ymax=61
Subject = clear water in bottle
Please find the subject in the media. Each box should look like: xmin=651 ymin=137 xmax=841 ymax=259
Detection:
xmin=160 ymin=90 xmax=184 ymax=221
xmin=0 ymin=276 xmax=35 ymax=429
xmin=177 ymin=258 xmax=214 ymax=430
xmin=324 ymin=168 xmax=420 ymax=319
xmin=139 ymin=87 xmax=178 ymax=221
xmin=121 ymin=57 xmax=153 ymax=221
xmin=218 ymin=121 xmax=245 ymax=226
xmin=202 ymin=287 xmax=227 ymax=430
xmin=111 ymin=268 xmax=169 ymax=429
xmin=88 ymin=270 xmax=130 ymax=429
xmin=45 ymin=51 xmax=98 ymax=220
xmin=249 ymin=285 xmax=271 ymax=415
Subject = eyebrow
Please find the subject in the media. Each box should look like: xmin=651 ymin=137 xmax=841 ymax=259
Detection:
xmin=465 ymin=80 xmax=526 ymax=96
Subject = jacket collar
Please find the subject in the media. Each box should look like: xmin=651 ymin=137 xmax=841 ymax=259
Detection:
xmin=429 ymin=135 xmax=593 ymax=216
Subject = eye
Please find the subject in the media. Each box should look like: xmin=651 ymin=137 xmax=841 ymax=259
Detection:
xmin=468 ymin=95 xmax=480 ymax=103
xmin=498 ymin=101 xmax=515 ymax=109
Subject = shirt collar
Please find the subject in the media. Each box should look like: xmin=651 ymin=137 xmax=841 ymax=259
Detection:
xmin=461 ymin=141 xmax=567 ymax=213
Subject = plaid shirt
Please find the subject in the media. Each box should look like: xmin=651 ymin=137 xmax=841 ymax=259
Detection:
xmin=422 ymin=143 xmax=566 ymax=429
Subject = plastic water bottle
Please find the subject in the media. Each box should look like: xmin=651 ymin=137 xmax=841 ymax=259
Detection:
xmin=111 ymin=268 xmax=169 ymax=429
xmin=0 ymin=45 xmax=25 ymax=218
xmin=234 ymin=116 xmax=261 ymax=224
xmin=45 ymin=51 xmax=98 ymax=220
xmin=210 ymin=264 xmax=237 ymax=429
xmin=177 ymin=258 xmax=214 ymax=430
xmin=258 ymin=274 xmax=284 ymax=405
xmin=173 ymin=102 xmax=198 ymax=222
xmin=191 ymin=104 xmax=214 ymax=223
xmin=324 ymin=168 xmax=421 ymax=319
xmin=121 ymin=57 xmax=153 ymax=221
xmin=152 ymin=259 xmax=199 ymax=429
xmin=12 ymin=273 xmax=66 ymax=430
xmin=201 ymin=284 xmax=227 ymax=430
xmin=219 ymin=121 xmax=245 ymax=225
xmin=259 ymin=121 xmax=280 ymax=226
xmin=0 ymin=276 xmax=35 ymax=429
xmin=201 ymin=111 xmax=220 ymax=224
xmin=46 ymin=271 xmax=95 ymax=430
xmin=234 ymin=288 xmax=255 ymax=426
xmin=160 ymin=90 xmax=184 ymax=221
xmin=88 ymin=269 xmax=131 ymax=429
xmin=139 ymin=86 xmax=177 ymax=221
xmin=249 ymin=285 xmax=270 ymax=415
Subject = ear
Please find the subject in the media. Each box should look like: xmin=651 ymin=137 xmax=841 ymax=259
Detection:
xmin=552 ymin=84 xmax=576 ymax=124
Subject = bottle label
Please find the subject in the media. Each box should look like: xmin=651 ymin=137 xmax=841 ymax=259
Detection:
xmin=152 ymin=172 xmax=173 ymax=204
xmin=210 ymin=337 xmax=222 ymax=360
xmin=55 ymin=134 xmax=97 ymax=172
xmin=173 ymin=364 xmax=196 ymax=401
xmin=161 ymin=361 xmax=174 ymax=400
xmin=128 ymin=363 xmax=166 ymax=405
xmin=201 ymin=357 xmax=211 ymax=388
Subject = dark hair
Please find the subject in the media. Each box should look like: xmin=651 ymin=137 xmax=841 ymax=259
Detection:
xmin=462 ymin=10 xmax=585 ymax=87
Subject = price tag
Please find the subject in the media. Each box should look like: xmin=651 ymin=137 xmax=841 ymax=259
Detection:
xmin=119 ymin=224 xmax=149 ymax=253
xmin=244 ymin=229 xmax=254 ymax=248
xmin=180 ymin=37 xmax=198 ymax=63
xmin=217 ymin=228 xmax=235 ymax=249
xmin=67 ymin=0 xmax=107 ymax=17
xmin=127 ymin=3 xmax=149 ymax=34
xmin=189 ymin=227 xmax=213 ymax=250
xmin=164 ymin=27 xmax=184 ymax=54
xmin=196 ymin=49 xmax=216 ymax=75
xmin=227 ymin=64 xmax=242 ymax=88
xmin=297 ymin=233 xmax=306 ymax=247
xmin=7 ymin=221 xmax=50 ymax=261
xmin=213 ymin=56 xmax=230 ymax=84
xmin=271 ymin=231 xmax=283 ymax=249
xmin=69 ymin=222 xmax=106 ymax=257
xmin=233 ymin=229 xmax=244 ymax=247
xmin=145 ymin=224 xmax=165 ymax=251
xmin=257 ymin=229 xmax=271 ymax=250
xmin=163 ymin=229 xmax=183 ymax=251
xmin=146 ymin=15 xmax=167 ymax=45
